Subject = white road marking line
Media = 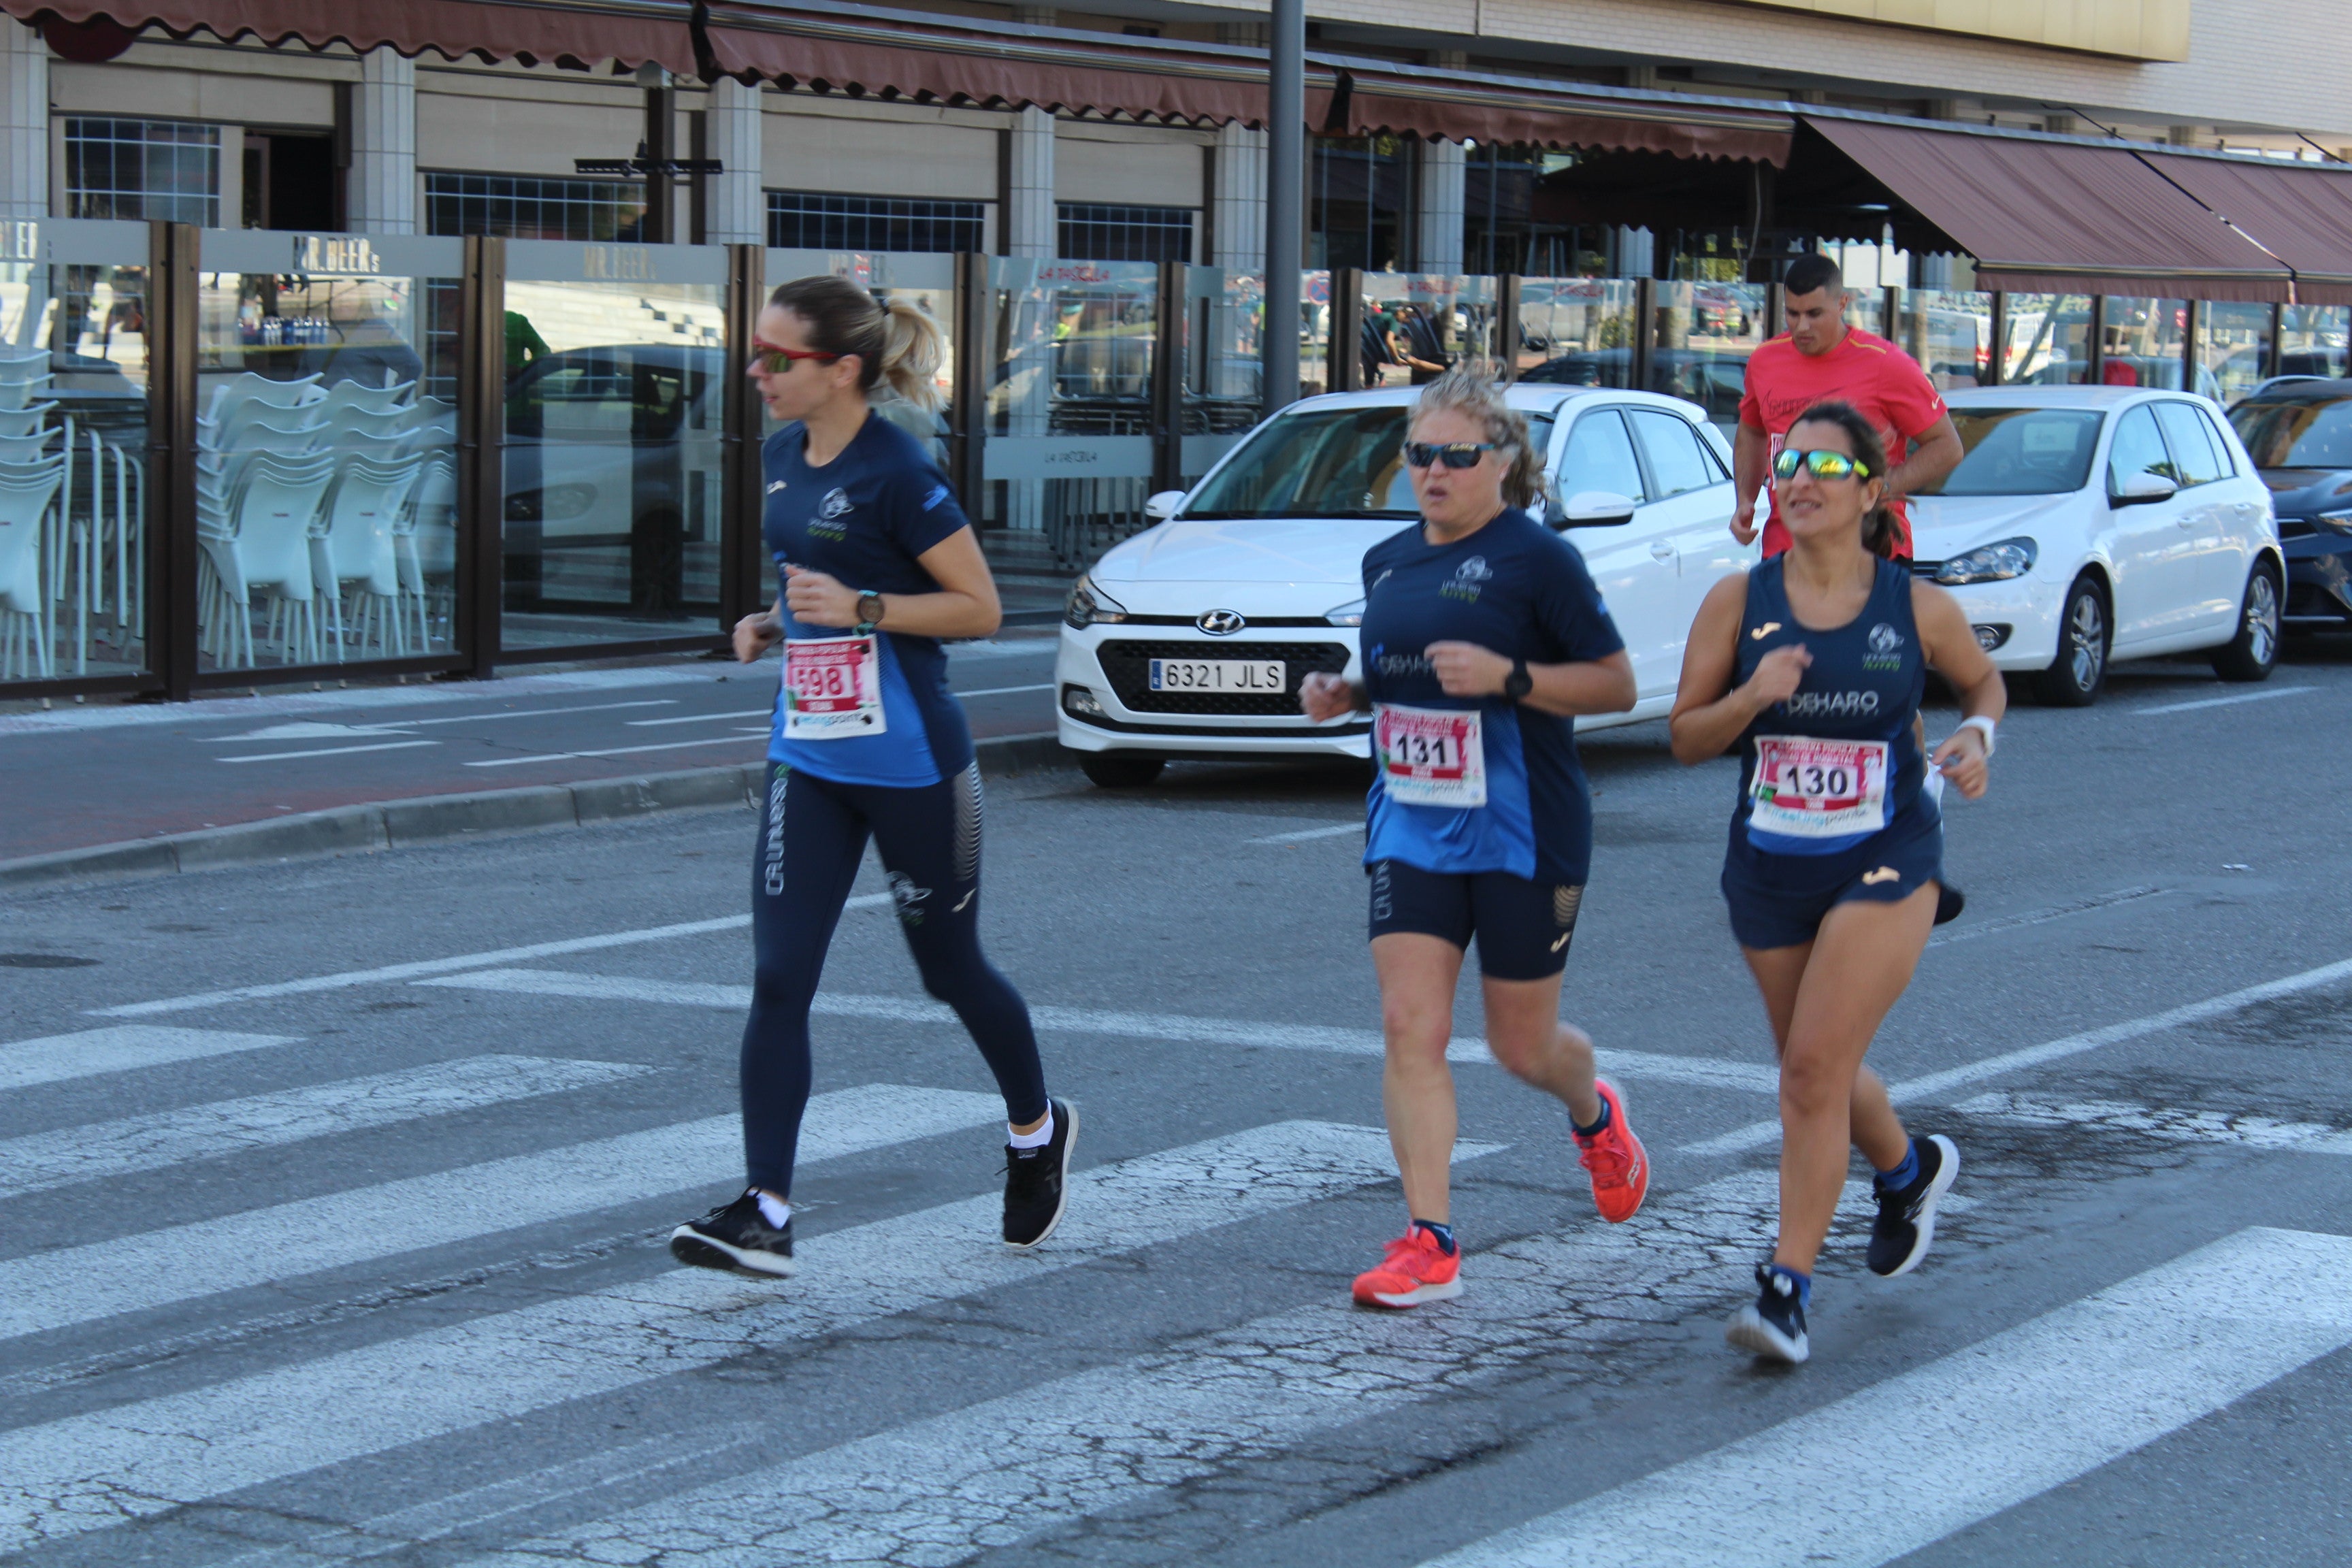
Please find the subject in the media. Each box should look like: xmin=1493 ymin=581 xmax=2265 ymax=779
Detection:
xmin=0 ymin=667 xmax=723 ymax=737
xmin=1250 ymin=822 xmax=1360 ymax=844
xmin=86 ymin=900 xmax=882 ymax=1019
xmin=2132 ymin=684 xmax=2315 ymax=716
xmin=218 ymin=740 xmax=442 ymax=764
xmin=454 ymin=1172 xmax=1948 ymax=1568
xmin=1684 ymin=953 xmax=2352 ymax=1156
xmin=623 ymin=708 xmax=773 ymax=728
xmin=0 ymin=1026 xmax=298 ymax=1092
xmin=0 ymin=1083 xmax=1000 ymax=1341
xmin=1959 ymin=1090 xmax=2352 ymax=1153
xmin=0 ymin=1121 xmax=1463 ymax=1556
xmin=953 ymin=683 xmax=1053 ymax=698
xmin=463 ymin=736 xmax=763 ymax=768
xmin=1927 ymin=885 xmax=2170 ymax=947
xmin=0 ymin=1054 xmax=651 ymax=1201
xmin=1417 ymin=1226 xmax=2352 ymax=1568
xmin=215 ymin=721 xmax=419 ymax=741
xmin=416 ymin=968 xmax=1781 ymax=1094
xmin=397 ymin=700 xmax=679 ymax=726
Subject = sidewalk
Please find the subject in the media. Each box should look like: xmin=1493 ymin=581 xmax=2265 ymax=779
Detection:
xmin=0 ymin=634 xmax=1061 ymax=872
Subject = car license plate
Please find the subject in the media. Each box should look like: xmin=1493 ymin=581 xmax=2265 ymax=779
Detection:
xmin=1147 ymin=657 xmax=1285 ymax=693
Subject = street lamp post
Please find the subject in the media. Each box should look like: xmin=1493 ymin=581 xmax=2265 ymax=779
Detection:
xmin=1262 ymin=0 xmax=1303 ymax=418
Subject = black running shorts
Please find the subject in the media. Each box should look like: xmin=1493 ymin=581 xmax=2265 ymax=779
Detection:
xmin=1367 ymin=858 xmax=1584 ymax=981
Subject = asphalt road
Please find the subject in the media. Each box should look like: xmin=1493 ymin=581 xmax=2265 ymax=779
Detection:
xmin=0 ymin=634 xmax=1058 ymax=860
xmin=2 ymin=634 xmax=2351 ymax=1567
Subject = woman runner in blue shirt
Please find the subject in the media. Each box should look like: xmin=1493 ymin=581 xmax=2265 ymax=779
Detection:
xmin=1301 ymin=368 xmax=1654 ymax=1309
xmin=670 ymin=277 xmax=1071 ymax=1278
xmin=1671 ymin=399 xmax=2004 ymax=1364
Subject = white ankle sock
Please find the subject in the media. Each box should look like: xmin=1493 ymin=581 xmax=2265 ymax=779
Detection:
xmin=751 ymin=1190 xmax=790 ymax=1228
xmin=1007 ymin=1106 xmax=1056 ymax=1150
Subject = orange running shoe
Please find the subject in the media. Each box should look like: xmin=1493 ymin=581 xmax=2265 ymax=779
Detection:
xmin=1350 ymin=1224 xmax=1463 ymax=1308
xmin=1575 ymin=1078 xmax=1649 ymax=1223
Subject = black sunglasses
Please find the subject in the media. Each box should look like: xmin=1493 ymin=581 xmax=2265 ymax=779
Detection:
xmin=1403 ymin=441 xmax=1501 ymax=470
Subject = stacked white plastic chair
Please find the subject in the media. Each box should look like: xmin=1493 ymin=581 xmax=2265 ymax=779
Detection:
xmin=0 ymin=352 xmax=69 ymax=679
xmin=395 ymin=396 xmax=458 ymax=653
xmin=310 ymin=378 xmax=424 ymax=659
xmin=195 ymin=373 xmax=331 ymax=666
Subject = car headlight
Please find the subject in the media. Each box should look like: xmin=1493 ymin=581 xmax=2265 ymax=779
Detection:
xmin=1933 ymin=537 xmax=2038 ymax=585
xmin=2316 ymin=510 xmax=2352 ymax=535
xmin=1324 ymin=597 xmax=1365 ymax=627
xmin=1064 ymin=573 xmax=1128 ymax=630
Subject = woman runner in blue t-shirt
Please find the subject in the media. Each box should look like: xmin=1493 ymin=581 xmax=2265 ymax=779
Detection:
xmin=1670 ymin=400 xmax=2005 ymax=1364
xmin=670 ymin=277 xmax=1071 ymax=1278
xmin=1301 ymin=368 xmax=1654 ymax=1310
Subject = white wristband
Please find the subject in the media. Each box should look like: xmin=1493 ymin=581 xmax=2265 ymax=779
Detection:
xmin=1959 ymin=715 xmax=1996 ymax=755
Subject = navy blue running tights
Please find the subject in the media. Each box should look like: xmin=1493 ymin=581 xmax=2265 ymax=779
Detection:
xmin=742 ymin=761 xmax=1047 ymax=1195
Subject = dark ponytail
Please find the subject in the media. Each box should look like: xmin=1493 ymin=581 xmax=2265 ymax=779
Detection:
xmin=1789 ymin=399 xmax=1898 ymax=559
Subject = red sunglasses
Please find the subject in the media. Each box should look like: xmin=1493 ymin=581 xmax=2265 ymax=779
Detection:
xmin=750 ymin=338 xmax=839 ymax=371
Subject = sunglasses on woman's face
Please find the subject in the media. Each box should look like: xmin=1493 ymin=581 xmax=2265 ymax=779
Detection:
xmin=751 ymin=339 xmax=839 ymax=374
xmin=1774 ymin=448 xmax=1873 ymax=481
xmin=1403 ymin=441 xmax=1499 ymax=470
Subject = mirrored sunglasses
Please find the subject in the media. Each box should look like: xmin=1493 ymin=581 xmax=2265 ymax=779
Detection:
xmin=1774 ymin=448 xmax=1873 ymax=481
xmin=1403 ymin=441 xmax=1500 ymax=470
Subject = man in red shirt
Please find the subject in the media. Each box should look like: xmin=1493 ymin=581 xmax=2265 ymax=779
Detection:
xmin=1732 ymin=254 xmax=1964 ymax=559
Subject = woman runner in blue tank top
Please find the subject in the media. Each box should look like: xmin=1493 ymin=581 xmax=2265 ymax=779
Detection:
xmin=668 ymin=277 xmax=1071 ymax=1281
xmin=1670 ymin=400 xmax=2006 ymax=1365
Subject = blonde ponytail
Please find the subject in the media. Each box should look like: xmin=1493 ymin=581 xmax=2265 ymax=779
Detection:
xmin=770 ymin=276 xmax=943 ymax=411
xmin=879 ymin=298 xmax=944 ymax=412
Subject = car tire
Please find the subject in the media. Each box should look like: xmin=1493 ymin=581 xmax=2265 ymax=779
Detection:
xmin=2035 ymin=575 xmax=2110 ymax=707
xmin=1079 ymin=753 xmax=1166 ymax=789
xmin=2210 ymin=564 xmax=2282 ymax=683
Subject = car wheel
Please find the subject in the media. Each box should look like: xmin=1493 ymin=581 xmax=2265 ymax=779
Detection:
xmin=2035 ymin=575 xmax=2109 ymax=707
xmin=2210 ymin=564 xmax=2282 ymax=683
xmin=1079 ymin=753 xmax=1166 ymax=789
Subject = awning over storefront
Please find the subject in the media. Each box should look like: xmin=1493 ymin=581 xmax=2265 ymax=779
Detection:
xmin=1801 ymin=114 xmax=2296 ymax=302
xmin=2142 ymin=150 xmax=2352 ymax=306
xmin=1322 ymin=63 xmax=1790 ymax=164
xmin=1 ymin=0 xmax=699 ymax=70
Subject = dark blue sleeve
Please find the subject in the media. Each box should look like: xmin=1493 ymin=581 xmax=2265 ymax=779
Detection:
xmin=881 ymin=459 xmax=972 ymax=562
xmin=1535 ymin=537 xmax=1627 ymax=664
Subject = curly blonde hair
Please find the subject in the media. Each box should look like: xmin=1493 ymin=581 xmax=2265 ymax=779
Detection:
xmin=1405 ymin=363 xmax=1549 ymax=510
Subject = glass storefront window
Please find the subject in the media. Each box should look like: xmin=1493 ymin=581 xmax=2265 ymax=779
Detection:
xmin=0 ymin=219 xmax=151 ymax=687
xmin=1298 ymin=270 xmax=1330 ymax=401
xmin=764 ymin=250 xmax=958 ymax=470
xmin=1354 ymin=274 xmax=1497 ymax=389
xmin=1514 ymin=278 xmax=1637 ymax=387
xmin=2099 ymin=297 xmax=2194 ymax=392
xmin=1651 ymin=281 xmax=1765 ymax=433
xmin=1999 ymin=294 xmax=2093 ymax=385
xmin=500 ymin=240 xmax=726 ymax=651
xmin=192 ymin=231 xmax=463 ymax=674
xmin=1179 ymin=267 xmax=1262 ymax=485
xmin=1896 ymin=289 xmax=1993 ymax=391
xmin=983 ymin=257 xmax=1158 ymax=566
xmin=2198 ymin=302 xmax=2272 ymax=405
xmin=2278 ymin=304 xmax=2350 ymax=380
xmin=1844 ymin=288 xmax=1887 ymax=339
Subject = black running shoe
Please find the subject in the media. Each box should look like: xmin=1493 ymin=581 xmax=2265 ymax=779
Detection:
xmin=1868 ymin=1132 xmax=1959 ymax=1278
xmin=1727 ymin=1263 xmax=1809 ymax=1365
xmin=1934 ymin=883 xmax=1966 ymax=926
xmin=670 ymin=1190 xmax=795 ymax=1277
xmin=1003 ymin=1098 xmax=1077 ymax=1249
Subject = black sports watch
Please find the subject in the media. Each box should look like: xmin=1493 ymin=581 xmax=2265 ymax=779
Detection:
xmin=1502 ymin=659 xmax=1533 ymax=702
xmin=854 ymin=591 xmax=885 ymax=635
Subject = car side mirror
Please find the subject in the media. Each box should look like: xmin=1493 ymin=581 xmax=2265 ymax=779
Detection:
xmin=1143 ymin=489 xmax=1188 ymax=523
xmin=1556 ymin=489 xmax=1639 ymax=528
xmin=2111 ymin=472 xmax=2178 ymax=506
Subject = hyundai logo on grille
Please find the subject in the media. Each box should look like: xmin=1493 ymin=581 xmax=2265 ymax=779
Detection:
xmin=1197 ymin=609 xmax=1247 ymax=636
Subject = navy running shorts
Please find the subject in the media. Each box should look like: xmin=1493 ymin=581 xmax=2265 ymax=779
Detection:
xmin=1367 ymin=858 xmax=1584 ymax=981
xmin=1719 ymin=816 xmax=1944 ymax=951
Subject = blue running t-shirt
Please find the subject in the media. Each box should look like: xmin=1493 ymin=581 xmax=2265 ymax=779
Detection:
xmin=1358 ymin=508 xmax=1626 ymax=885
xmin=762 ymin=412 xmax=976 ymax=787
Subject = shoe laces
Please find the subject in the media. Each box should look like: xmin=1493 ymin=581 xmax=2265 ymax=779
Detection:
xmin=1577 ymin=1126 xmax=1637 ymax=1187
xmin=1379 ymin=1230 xmax=1441 ymax=1271
xmin=1002 ymin=1149 xmax=1056 ymax=1202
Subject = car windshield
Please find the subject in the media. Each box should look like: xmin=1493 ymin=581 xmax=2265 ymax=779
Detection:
xmin=2227 ymin=393 xmax=2352 ymax=469
xmin=1916 ymin=408 xmax=2104 ymax=496
xmin=1180 ymin=406 xmax=1551 ymax=521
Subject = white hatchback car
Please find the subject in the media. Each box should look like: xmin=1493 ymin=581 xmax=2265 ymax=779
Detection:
xmin=1055 ymin=385 xmax=1757 ymax=785
xmin=1908 ymin=387 xmax=2283 ymax=706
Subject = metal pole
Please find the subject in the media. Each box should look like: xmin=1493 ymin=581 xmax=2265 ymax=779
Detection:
xmin=1262 ymin=0 xmax=1303 ymax=419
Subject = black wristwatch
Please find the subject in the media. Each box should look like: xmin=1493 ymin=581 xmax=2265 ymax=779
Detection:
xmin=1502 ymin=659 xmax=1533 ymax=702
xmin=854 ymin=591 xmax=885 ymax=635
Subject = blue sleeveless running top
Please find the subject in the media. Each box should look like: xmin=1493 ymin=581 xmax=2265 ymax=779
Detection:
xmin=1730 ymin=554 xmax=1930 ymax=857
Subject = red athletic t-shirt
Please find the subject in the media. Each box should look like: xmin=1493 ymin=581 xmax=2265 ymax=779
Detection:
xmin=1737 ymin=327 xmax=1946 ymax=559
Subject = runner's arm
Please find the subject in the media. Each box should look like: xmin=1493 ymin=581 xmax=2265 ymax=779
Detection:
xmin=1424 ymin=642 xmax=1633 ymax=717
xmin=733 ymin=600 xmax=783 ymax=662
xmin=1911 ymin=579 xmax=2006 ymax=799
xmin=1888 ymin=413 xmax=1963 ymax=500
xmin=1667 ymin=574 xmax=1806 ymax=764
xmin=1299 ymin=672 xmax=1368 ymax=720
xmin=1731 ymin=421 xmax=1768 ymax=544
xmin=781 ymin=527 xmax=1003 ymax=640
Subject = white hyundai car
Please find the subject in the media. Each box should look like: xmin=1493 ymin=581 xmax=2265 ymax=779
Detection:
xmin=1056 ymin=385 xmax=1757 ymax=786
xmin=1908 ymin=387 xmax=2283 ymax=706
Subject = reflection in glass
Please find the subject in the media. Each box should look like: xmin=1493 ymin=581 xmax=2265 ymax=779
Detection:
xmin=1356 ymin=274 xmax=1497 ymax=389
xmin=2099 ymin=298 xmax=2198 ymax=393
xmin=1298 ymin=270 xmax=1330 ymax=400
xmin=1514 ymin=278 xmax=1637 ymax=388
xmin=500 ymin=276 xmax=725 ymax=649
xmin=1651 ymin=281 xmax=1765 ymax=433
xmin=1921 ymin=408 xmax=2106 ymax=496
xmin=193 ymin=267 xmax=459 ymax=670
xmin=1998 ymin=295 xmax=2092 ymax=385
xmin=1180 ymin=268 xmax=1263 ymax=485
xmin=2278 ymin=305 xmax=2350 ymax=380
xmin=2198 ymin=302 xmax=2272 ymax=404
xmin=0 ymin=252 xmax=150 ymax=684
xmin=1897 ymin=290 xmax=1993 ymax=391
xmin=1183 ymin=402 xmax=1551 ymax=521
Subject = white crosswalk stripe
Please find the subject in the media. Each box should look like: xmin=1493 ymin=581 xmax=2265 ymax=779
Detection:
xmin=419 ymin=968 xmax=1779 ymax=1094
xmin=1958 ymin=1090 xmax=2352 ymax=1153
xmin=0 ymin=1120 xmax=1476 ymax=1557
xmin=0 ymin=1025 xmax=299 ymax=1091
xmin=0 ymin=1082 xmax=1002 ymax=1340
xmin=0 ymin=1054 xmax=650 ymax=1200
xmin=1416 ymin=1226 xmax=2352 ymax=1568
